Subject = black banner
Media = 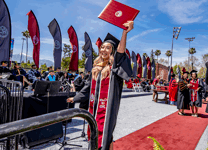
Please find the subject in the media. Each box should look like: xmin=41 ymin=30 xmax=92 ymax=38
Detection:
xmin=83 ymin=32 xmax=93 ymax=72
xmin=0 ymin=0 xmax=11 ymax=63
xmin=48 ymin=18 xmax=62 ymax=70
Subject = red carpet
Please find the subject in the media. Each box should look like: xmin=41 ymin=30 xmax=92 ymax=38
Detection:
xmin=114 ymin=104 xmax=208 ymax=150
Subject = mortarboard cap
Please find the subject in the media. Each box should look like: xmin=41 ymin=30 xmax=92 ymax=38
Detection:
xmin=103 ymin=33 xmax=120 ymax=54
xmin=190 ymin=70 xmax=197 ymax=74
xmin=183 ymin=71 xmax=189 ymax=74
xmin=1 ymin=61 xmax=8 ymax=64
xmin=49 ymin=70 xmax=54 ymax=73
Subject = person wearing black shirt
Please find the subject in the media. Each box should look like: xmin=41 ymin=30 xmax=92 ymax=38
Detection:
xmin=83 ymin=71 xmax=90 ymax=81
xmin=73 ymin=72 xmax=85 ymax=92
xmin=11 ymin=63 xmax=32 ymax=87
xmin=55 ymin=67 xmax=64 ymax=81
xmin=67 ymin=70 xmax=74 ymax=83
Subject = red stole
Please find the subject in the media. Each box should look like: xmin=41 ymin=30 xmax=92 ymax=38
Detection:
xmin=190 ymin=79 xmax=199 ymax=102
xmin=88 ymin=76 xmax=111 ymax=148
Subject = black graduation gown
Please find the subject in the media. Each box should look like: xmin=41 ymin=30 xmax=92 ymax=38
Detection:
xmin=73 ymin=52 xmax=132 ymax=150
xmin=177 ymin=78 xmax=190 ymax=110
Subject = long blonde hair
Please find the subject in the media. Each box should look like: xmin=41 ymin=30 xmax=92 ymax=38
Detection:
xmin=92 ymin=55 xmax=114 ymax=80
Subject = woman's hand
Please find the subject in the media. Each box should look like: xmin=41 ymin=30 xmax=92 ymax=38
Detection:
xmin=67 ymin=97 xmax=74 ymax=103
xmin=187 ymin=84 xmax=192 ymax=88
xmin=196 ymin=87 xmax=200 ymax=92
xmin=123 ymin=21 xmax=134 ymax=33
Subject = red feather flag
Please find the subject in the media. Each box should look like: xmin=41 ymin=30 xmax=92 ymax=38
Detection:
xmin=136 ymin=53 xmax=142 ymax=78
xmin=68 ymin=26 xmax=79 ymax=71
xmin=27 ymin=10 xmax=40 ymax=68
xmin=171 ymin=67 xmax=173 ymax=74
xmin=125 ymin=49 xmax=130 ymax=59
xmin=182 ymin=67 xmax=186 ymax=73
xmin=96 ymin=37 xmax=102 ymax=50
xmin=146 ymin=57 xmax=151 ymax=79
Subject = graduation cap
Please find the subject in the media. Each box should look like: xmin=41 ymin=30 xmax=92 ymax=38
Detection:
xmin=103 ymin=33 xmax=120 ymax=54
xmin=49 ymin=70 xmax=54 ymax=73
xmin=1 ymin=61 xmax=8 ymax=65
xmin=183 ymin=71 xmax=189 ymax=74
xmin=190 ymin=70 xmax=197 ymax=74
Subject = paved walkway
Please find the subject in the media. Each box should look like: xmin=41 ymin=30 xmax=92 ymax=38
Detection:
xmin=19 ymin=92 xmax=207 ymax=150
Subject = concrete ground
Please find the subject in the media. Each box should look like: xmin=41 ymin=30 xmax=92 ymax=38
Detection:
xmin=19 ymin=92 xmax=207 ymax=150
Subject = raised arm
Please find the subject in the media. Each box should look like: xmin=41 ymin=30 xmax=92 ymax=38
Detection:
xmin=117 ymin=21 xmax=134 ymax=53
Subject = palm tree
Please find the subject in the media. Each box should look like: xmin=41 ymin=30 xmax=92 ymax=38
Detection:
xmin=189 ymin=48 xmax=196 ymax=70
xmin=143 ymin=53 xmax=148 ymax=57
xmin=22 ymin=30 xmax=30 ymax=63
xmin=165 ymin=50 xmax=172 ymax=66
xmin=155 ymin=50 xmax=161 ymax=63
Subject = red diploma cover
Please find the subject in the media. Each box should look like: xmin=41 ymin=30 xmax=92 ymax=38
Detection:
xmin=98 ymin=0 xmax=140 ymax=30
xmin=190 ymin=83 xmax=199 ymax=90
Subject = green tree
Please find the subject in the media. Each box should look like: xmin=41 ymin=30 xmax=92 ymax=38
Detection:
xmin=61 ymin=44 xmax=72 ymax=71
xmin=165 ymin=50 xmax=172 ymax=66
xmin=155 ymin=50 xmax=161 ymax=63
xmin=40 ymin=63 xmax=48 ymax=71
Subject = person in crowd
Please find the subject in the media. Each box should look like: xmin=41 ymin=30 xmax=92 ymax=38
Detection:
xmin=11 ymin=63 xmax=32 ymax=87
xmin=67 ymin=69 xmax=74 ymax=83
xmin=74 ymin=70 xmax=79 ymax=78
xmin=0 ymin=61 xmax=12 ymax=79
xmin=163 ymin=80 xmax=169 ymax=86
xmin=45 ymin=70 xmax=56 ymax=81
xmin=55 ymin=67 xmax=64 ymax=81
xmin=189 ymin=70 xmax=204 ymax=117
xmin=134 ymin=76 xmax=140 ymax=83
xmin=28 ymin=65 xmax=40 ymax=83
xmin=177 ymin=71 xmax=191 ymax=116
xmin=169 ymin=74 xmax=178 ymax=105
xmin=83 ymin=71 xmax=91 ymax=81
xmin=43 ymin=66 xmax=53 ymax=79
xmin=67 ymin=21 xmax=133 ymax=150
xmin=0 ymin=61 xmax=11 ymax=74
xmin=125 ymin=78 xmax=133 ymax=89
xmin=141 ymin=78 xmax=150 ymax=92
xmin=73 ymin=72 xmax=85 ymax=92
xmin=152 ymin=75 xmax=160 ymax=101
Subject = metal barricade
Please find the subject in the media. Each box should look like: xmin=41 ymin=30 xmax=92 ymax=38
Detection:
xmin=0 ymin=80 xmax=23 ymax=150
xmin=0 ymin=108 xmax=98 ymax=150
xmin=0 ymin=80 xmax=23 ymax=122
xmin=0 ymin=84 xmax=11 ymax=150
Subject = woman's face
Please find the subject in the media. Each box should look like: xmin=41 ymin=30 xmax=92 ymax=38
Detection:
xmin=100 ymin=42 xmax=112 ymax=59
xmin=192 ymin=73 xmax=196 ymax=79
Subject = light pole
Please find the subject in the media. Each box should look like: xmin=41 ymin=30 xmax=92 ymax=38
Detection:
xmin=185 ymin=37 xmax=195 ymax=71
xmin=170 ymin=27 xmax=182 ymax=67
xmin=20 ymin=38 xmax=26 ymax=63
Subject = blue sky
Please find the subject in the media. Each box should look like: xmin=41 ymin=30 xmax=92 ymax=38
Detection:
xmin=6 ymin=0 xmax=208 ymax=66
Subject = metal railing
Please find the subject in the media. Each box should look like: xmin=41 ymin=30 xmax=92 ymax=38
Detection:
xmin=0 ymin=80 xmax=23 ymax=122
xmin=0 ymin=108 xmax=98 ymax=150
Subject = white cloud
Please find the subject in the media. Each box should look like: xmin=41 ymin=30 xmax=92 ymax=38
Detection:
xmin=158 ymin=0 xmax=208 ymax=24
xmin=79 ymin=0 xmax=109 ymax=7
xmin=128 ymin=28 xmax=162 ymax=42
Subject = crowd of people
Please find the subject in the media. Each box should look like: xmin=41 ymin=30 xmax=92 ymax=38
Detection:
xmin=0 ymin=61 xmax=91 ymax=92
xmin=124 ymin=75 xmax=168 ymax=92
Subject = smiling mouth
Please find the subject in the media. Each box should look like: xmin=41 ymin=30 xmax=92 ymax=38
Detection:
xmin=102 ymin=53 xmax=108 ymax=56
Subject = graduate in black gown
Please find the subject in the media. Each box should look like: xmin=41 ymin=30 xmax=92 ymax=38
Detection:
xmin=177 ymin=71 xmax=191 ymax=115
xmin=67 ymin=21 xmax=134 ymax=150
xmin=189 ymin=70 xmax=204 ymax=117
